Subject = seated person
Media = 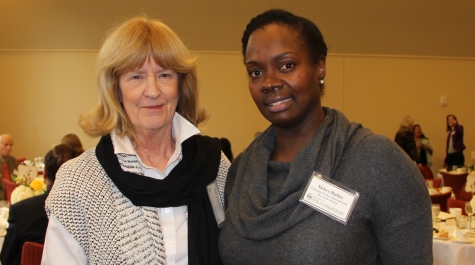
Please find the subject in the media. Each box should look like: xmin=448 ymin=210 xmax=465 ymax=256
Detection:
xmin=61 ymin=133 xmax=85 ymax=156
xmin=0 ymin=134 xmax=20 ymax=200
xmin=0 ymin=144 xmax=77 ymax=265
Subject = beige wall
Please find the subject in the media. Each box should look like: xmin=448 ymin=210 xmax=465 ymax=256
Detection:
xmin=1 ymin=50 xmax=474 ymax=174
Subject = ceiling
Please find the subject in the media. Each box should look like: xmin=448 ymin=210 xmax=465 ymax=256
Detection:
xmin=1 ymin=0 xmax=474 ymax=58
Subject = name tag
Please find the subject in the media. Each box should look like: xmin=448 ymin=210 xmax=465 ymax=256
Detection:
xmin=300 ymin=171 xmax=359 ymax=225
xmin=207 ymin=181 xmax=225 ymax=227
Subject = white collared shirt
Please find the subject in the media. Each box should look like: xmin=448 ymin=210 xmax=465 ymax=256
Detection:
xmin=42 ymin=113 xmax=200 ymax=265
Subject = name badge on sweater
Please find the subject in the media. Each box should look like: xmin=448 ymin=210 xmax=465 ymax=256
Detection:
xmin=300 ymin=171 xmax=359 ymax=225
xmin=207 ymin=180 xmax=225 ymax=227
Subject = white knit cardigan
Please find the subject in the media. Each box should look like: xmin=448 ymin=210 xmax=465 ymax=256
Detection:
xmin=46 ymin=149 xmax=228 ymax=265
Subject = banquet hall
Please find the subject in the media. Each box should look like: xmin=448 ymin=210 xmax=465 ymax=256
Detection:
xmin=0 ymin=1 xmax=474 ymax=264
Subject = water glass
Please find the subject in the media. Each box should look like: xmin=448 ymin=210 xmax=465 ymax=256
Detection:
xmin=426 ymin=180 xmax=433 ymax=189
xmin=456 ymin=215 xmax=468 ymax=229
xmin=431 ymin=204 xmax=441 ymax=225
xmin=34 ymin=157 xmax=44 ymax=169
xmin=465 ymin=202 xmax=473 ymax=229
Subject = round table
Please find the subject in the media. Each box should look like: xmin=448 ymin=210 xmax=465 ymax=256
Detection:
xmin=433 ymin=222 xmax=475 ymax=265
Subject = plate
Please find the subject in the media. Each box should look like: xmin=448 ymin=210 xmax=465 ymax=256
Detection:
xmin=451 ymin=239 xmax=474 ymax=244
xmin=437 ymin=211 xmax=455 ymax=220
xmin=433 ymin=235 xmax=452 ymax=241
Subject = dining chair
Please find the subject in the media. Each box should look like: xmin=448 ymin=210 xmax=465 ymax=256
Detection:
xmin=430 ymin=191 xmax=452 ymax=212
xmin=447 ymin=198 xmax=468 ymax=215
xmin=20 ymin=241 xmax=44 ymax=265
xmin=432 ymin=178 xmax=442 ymax=188
xmin=2 ymin=178 xmax=19 ymax=204
xmin=457 ymin=183 xmax=474 ymax=201
xmin=425 ymin=178 xmax=442 ymax=190
xmin=419 ymin=165 xmax=434 ymax=179
xmin=440 ymin=172 xmax=468 ymax=200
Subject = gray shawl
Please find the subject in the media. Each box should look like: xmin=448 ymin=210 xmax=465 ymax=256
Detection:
xmin=227 ymin=107 xmax=372 ymax=240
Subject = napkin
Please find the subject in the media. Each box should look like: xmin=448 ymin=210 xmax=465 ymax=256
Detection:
xmin=437 ymin=211 xmax=455 ymax=221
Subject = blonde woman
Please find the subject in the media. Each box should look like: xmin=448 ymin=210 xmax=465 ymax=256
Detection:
xmin=394 ymin=115 xmax=417 ymax=161
xmin=43 ymin=17 xmax=229 ymax=265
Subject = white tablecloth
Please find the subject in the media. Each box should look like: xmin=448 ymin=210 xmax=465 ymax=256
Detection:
xmin=433 ymin=238 xmax=475 ymax=265
xmin=433 ymin=220 xmax=475 ymax=265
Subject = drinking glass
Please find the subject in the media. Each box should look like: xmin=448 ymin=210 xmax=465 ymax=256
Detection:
xmin=431 ymin=204 xmax=441 ymax=225
xmin=34 ymin=157 xmax=44 ymax=169
xmin=456 ymin=215 xmax=469 ymax=229
xmin=426 ymin=180 xmax=433 ymax=189
xmin=465 ymin=202 xmax=473 ymax=229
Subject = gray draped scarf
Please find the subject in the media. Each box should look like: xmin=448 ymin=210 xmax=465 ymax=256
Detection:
xmin=227 ymin=107 xmax=371 ymax=240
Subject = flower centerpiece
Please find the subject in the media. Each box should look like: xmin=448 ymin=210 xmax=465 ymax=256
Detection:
xmin=10 ymin=164 xmax=47 ymax=204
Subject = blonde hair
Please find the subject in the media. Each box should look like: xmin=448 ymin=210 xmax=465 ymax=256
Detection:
xmin=79 ymin=16 xmax=206 ymax=143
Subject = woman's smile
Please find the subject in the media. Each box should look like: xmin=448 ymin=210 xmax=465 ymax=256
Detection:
xmin=265 ymin=97 xmax=293 ymax=112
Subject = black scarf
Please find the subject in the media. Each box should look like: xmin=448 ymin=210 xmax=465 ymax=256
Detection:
xmin=96 ymin=134 xmax=222 ymax=265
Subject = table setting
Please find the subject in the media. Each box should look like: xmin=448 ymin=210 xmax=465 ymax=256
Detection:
xmin=432 ymin=198 xmax=475 ymax=265
xmin=428 ymin=184 xmax=453 ymax=212
xmin=427 ymin=185 xmax=452 ymax=196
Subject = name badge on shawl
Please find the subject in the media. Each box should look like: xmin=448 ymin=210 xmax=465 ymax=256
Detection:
xmin=300 ymin=171 xmax=359 ymax=225
xmin=207 ymin=180 xmax=225 ymax=227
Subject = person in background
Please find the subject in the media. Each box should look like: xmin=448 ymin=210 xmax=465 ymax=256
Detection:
xmin=0 ymin=134 xmax=20 ymax=200
xmin=444 ymin=114 xmax=465 ymax=170
xmin=219 ymin=138 xmax=234 ymax=162
xmin=61 ymin=133 xmax=85 ymax=156
xmin=0 ymin=144 xmax=77 ymax=265
xmin=43 ymin=16 xmax=229 ymax=265
xmin=219 ymin=9 xmax=432 ymax=264
xmin=394 ymin=115 xmax=417 ymax=162
xmin=413 ymin=124 xmax=433 ymax=167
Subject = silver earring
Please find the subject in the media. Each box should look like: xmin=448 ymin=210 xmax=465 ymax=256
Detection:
xmin=319 ymin=80 xmax=324 ymax=86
